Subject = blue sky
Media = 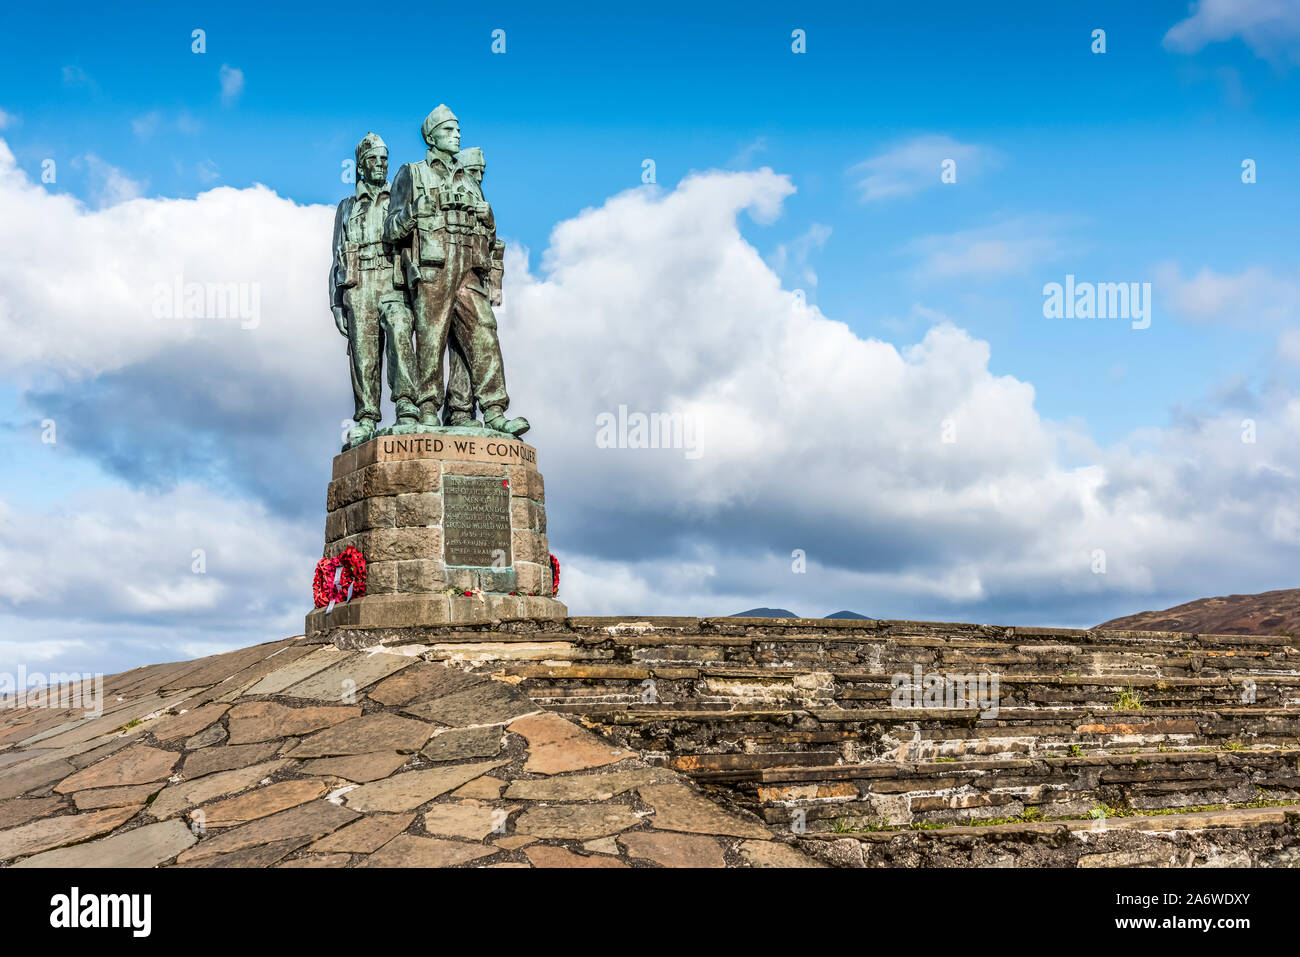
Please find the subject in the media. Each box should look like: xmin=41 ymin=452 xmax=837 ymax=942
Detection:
xmin=4 ymin=1 xmax=1296 ymax=443
xmin=1 ymin=0 xmax=1298 ymax=675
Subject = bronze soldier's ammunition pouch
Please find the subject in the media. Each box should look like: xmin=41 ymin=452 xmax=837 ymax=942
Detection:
xmin=356 ymin=239 xmax=387 ymax=271
xmin=415 ymin=213 xmax=447 ymax=266
xmin=337 ymin=242 xmax=361 ymax=288
xmin=488 ymin=239 xmax=505 ymax=304
xmin=468 ymin=230 xmax=492 ymax=271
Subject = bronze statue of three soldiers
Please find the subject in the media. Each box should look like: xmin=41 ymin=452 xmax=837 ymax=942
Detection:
xmin=329 ymin=106 xmax=526 ymax=448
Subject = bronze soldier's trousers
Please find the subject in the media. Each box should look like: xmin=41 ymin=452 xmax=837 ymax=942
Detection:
xmin=444 ymin=335 xmax=475 ymax=421
xmin=343 ymin=270 xmax=418 ymax=423
xmin=410 ymin=247 xmax=510 ymax=417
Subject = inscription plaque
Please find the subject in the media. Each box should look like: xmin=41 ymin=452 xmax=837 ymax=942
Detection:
xmin=443 ymin=474 xmax=513 ymax=567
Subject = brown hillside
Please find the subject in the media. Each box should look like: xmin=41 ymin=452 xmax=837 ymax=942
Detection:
xmin=1097 ymin=588 xmax=1300 ymax=635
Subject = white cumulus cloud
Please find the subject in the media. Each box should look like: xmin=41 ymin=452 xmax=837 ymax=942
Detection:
xmin=0 ymin=141 xmax=1296 ymax=674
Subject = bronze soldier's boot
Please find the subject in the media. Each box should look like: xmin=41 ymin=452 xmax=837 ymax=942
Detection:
xmin=483 ymin=407 xmax=529 ymax=437
xmin=348 ymin=416 xmax=378 ymax=446
xmin=445 ymin=410 xmax=481 ymax=428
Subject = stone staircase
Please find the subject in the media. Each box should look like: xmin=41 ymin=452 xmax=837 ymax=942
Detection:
xmin=420 ymin=616 xmax=1300 ymax=866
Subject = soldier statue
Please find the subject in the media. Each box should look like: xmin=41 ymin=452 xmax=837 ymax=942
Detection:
xmin=385 ymin=105 xmax=529 ymax=437
xmin=329 ymin=132 xmax=418 ymax=447
xmin=442 ymin=146 xmax=506 ymax=428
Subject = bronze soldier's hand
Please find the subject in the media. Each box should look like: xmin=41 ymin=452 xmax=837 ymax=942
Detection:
xmin=332 ymin=306 xmax=349 ymax=337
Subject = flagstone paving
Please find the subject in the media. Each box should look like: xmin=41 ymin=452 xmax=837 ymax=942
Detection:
xmin=0 ymin=635 xmax=817 ymax=867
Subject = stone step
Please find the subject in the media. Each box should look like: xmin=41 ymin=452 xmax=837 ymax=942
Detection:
xmin=577 ymin=705 xmax=1300 ymax=764
xmin=795 ymin=804 xmax=1300 ymax=867
xmin=416 ymin=620 xmax=1300 ymax=665
xmin=710 ymin=748 xmax=1300 ymax=829
xmin=562 ymin=617 xmax=1299 ymax=653
xmin=518 ymin=670 xmax=1300 ymax=710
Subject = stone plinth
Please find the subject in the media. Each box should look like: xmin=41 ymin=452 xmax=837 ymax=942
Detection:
xmin=305 ymin=428 xmax=566 ymax=634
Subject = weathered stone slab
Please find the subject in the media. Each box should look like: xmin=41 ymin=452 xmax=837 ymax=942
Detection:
xmin=71 ymin=783 xmax=159 ymax=810
xmin=403 ymin=682 xmax=537 ymax=728
xmin=508 ymin=712 xmax=633 ymax=775
xmin=619 ymin=831 xmax=726 ymax=868
xmin=182 ymin=742 xmax=283 ymax=779
xmin=452 ymin=775 xmax=507 ymax=800
xmin=185 ymin=723 xmax=227 ymax=749
xmin=1077 ymin=847 xmax=1173 ymax=868
xmin=14 ymin=819 xmax=196 ymax=868
xmin=150 ymin=703 xmax=229 ymax=742
xmin=637 ymin=783 xmax=770 ymax=839
xmin=524 ymin=845 xmax=628 ymax=868
xmin=243 ymin=646 xmax=352 ymax=696
xmin=189 ymin=642 xmax=319 ymax=704
xmin=298 ymin=751 xmax=411 ymax=783
xmin=513 ymin=804 xmax=642 ymax=840
xmin=160 ymin=640 xmax=300 ymax=691
xmin=55 ymin=746 xmax=178 ymax=793
xmin=279 ymin=652 xmax=415 ymax=702
xmin=277 ymin=853 xmax=352 ymax=868
xmin=0 ymin=806 xmax=139 ymax=861
xmin=358 ymin=833 xmax=496 ymax=867
xmin=308 ymin=812 xmax=414 ymax=854
xmin=493 ymin=834 xmax=533 ymax=850
xmin=342 ymin=760 xmax=508 ymax=812
xmin=0 ymin=796 xmax=66 ymax=830
xmin=20 ymin=694 xmax=188 ymax=750
xmin=68 ymin=736 xmax=134 ymax=770
xmin=226 ymin=701 xmax=361 ymax=744
xmin=0 ymin=747 xmax=42 ymax=768
xmin=175 ymin=800 xmax=359 ymax=864
xmin=147 ymin=760 xmax=289 ymax=821
xmin=287 ymin=714 xmax=434 ymax=758
xmin=421 ymin=726 xmax=503 ymax=763
xmin=175 ymin=837 xmax=311 ymax=868
xmin=0 ymin=758 xmax=74 ymax=800
xmin=737 ymin=839 xmax=823 ymax=868
xmin=421 ymin=801 xmax=514 ymax=841
xmin=367 ymin=662 xmax=482 ymax=706
xmin=505 ymin=768 xmax=670 ymax=802
xmin=197 ymin=779 xmax=330 ymax=827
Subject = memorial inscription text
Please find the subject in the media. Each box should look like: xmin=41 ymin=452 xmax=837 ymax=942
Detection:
xmin=443 ymin=474 xmax=513 ymax=568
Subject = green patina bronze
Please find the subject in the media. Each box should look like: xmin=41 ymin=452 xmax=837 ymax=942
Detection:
xmin=330 ymin=107 xmax=529 ymax=450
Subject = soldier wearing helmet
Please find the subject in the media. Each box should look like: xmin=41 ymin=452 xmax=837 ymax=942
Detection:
xmin=384 ymin=105 xmax=528 ymax=436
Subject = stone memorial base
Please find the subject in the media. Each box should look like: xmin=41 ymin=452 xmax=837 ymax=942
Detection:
xmin=305 ymin=427 xmax=566 ymax=635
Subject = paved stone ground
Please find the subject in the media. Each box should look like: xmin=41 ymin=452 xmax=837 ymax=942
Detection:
xmin=0 ymin=636 xmax=820 ymax=868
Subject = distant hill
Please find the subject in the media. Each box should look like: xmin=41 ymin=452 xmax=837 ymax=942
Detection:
xmin=729 ymin=608 xmax=874 ymax=620
xmin=1097 ymin=588 xmax=1300 ymax=636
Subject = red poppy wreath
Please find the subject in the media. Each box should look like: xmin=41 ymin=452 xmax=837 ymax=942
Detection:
xmin=313 ymin=547 xmax=367 ymax=607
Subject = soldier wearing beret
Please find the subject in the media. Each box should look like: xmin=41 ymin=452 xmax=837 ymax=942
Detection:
xmin=442 ymin=146 xmax=507 ymax=428
xmin=329 ymin=132 xmax=418 ymax=447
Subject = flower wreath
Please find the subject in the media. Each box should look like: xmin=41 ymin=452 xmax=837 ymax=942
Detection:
xmin=550 ymin=553 xmax=560 ymax=597
xmin=313 ymin=546 xmax=367 ymax=608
